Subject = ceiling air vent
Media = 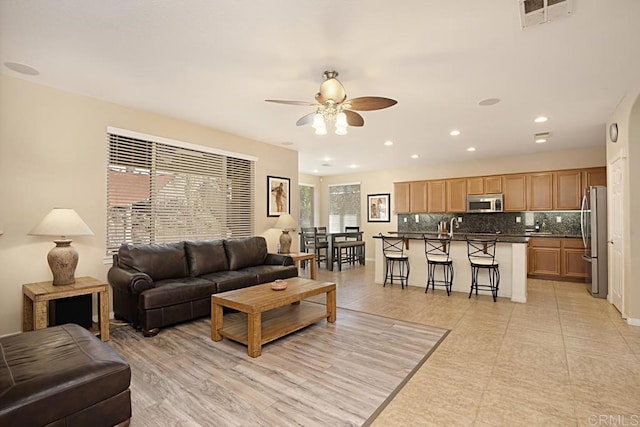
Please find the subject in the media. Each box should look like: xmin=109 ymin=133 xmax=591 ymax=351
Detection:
xmin=519 ymin=0 xmax=574 ymax=29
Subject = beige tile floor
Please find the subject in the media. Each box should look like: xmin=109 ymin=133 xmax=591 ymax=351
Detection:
xmin=307 ymin=262 xmax=640 ymax=426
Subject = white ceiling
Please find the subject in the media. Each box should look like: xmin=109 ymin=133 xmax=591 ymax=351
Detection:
xmin=2 ymin=1 xmax=639 ymax=176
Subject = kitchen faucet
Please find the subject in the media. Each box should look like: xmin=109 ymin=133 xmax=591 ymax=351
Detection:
xmin=449 ymin=217 xmax=459 ymax=238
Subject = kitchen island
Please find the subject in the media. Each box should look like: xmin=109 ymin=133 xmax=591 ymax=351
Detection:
xmin=373 ymin=232 xmax=529 ymax=303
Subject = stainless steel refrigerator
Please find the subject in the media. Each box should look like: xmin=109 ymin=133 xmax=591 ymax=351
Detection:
xmin=581 ymin=185 xmax=608 ymax=298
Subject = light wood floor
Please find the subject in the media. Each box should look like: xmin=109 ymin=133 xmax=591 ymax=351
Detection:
xmin=109 ymin=299 xmax=447 ymax=426
xmin=306 ymin=263 xmax=640 ymax=426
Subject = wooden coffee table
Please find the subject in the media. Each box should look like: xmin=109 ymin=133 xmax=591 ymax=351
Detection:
xmin=211 ymin=277 xmax=336 ymax=357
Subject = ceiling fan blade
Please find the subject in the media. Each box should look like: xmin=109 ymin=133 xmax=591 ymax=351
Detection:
xmin=344 ymin=110 xmax=364 ymax=127
xmin=347 ymin=96 xmax=398 ymax=111
xmin=296 ymin=112 xmax=315 ymax=126
xmin=265 ymin=99 xmax=318 ymax=106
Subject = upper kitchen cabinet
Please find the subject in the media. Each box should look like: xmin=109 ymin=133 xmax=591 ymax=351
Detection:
xmin=447 ymin=179 xmax=467 ymax=212
xmin=527 ymin=172 xmax=553 ymax=210
xmin=484 ymin=176 xmax=502 ymax=194
xmin=503 ymin=174 xmax=527 ymax=211
xmin=466 ymin=177 xmax=484 ymax=195
xmin=394 ymin=182 xmax=410 ymax=213
xmin=466 ymin=176 xmax=502 ymax=195
xmin=409 ymin=181 xmax=428 ymax=213
xmin=583 ymin=167 xmax=607 ymax=189
xmin=393 ymin=180 xmax=429 ymax=214
xmin=428 ymin=180 xmax=447 ymax=213
xmin=554 ymin=170 xmax=582 ymax=210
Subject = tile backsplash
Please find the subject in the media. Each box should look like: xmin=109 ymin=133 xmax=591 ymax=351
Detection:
xmin=397 ymin=211 xmax=581 ymax=236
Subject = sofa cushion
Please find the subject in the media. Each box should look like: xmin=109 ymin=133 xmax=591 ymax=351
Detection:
xmin=139 ymin=277 xmax=216 ymax=310
xmin=118 ymin=242 xmax=188 ymax=282
xmin=0 ymin=324 xmax=130 ymax=427
xmin=224 ymin=237 xmax=268 ymax=271
xmin=184 ymin=240 xmax=228 ymax=276
xmin=239 ymin=265 xmax=298 ymax=284
xmin=201 ymin=270 xmax=259 ymax=293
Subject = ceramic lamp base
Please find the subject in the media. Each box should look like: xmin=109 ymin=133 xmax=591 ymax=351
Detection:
xmin=279 ymin=230 xmax=292 ymax=254
xmin=47 ymin=240 xmax=78 ymax=285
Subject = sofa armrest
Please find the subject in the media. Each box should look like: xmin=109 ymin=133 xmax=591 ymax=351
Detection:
xmin=108 ymin=266 xmax=155 ymax=294
xmin=264 ymin=253 xmax=294 ymax=266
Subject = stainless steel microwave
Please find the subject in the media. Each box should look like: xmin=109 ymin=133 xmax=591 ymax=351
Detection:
xmin=467 ymin=194 xmax=504 ymax=213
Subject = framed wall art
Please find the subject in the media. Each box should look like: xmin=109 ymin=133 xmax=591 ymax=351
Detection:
xmin=367 ymin=193 xmax=390 ymax=222
xmin=267 ymin=176 xmax=290 ymax=217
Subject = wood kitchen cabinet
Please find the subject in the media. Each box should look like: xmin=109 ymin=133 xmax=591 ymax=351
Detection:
xmin=447 ymin=179 xmax=467 ymax=212
xmin=467 ymin=177 xmax=484 ymax=195
xmin=562 ymin=238 xmax=591 ymax=279
xmin=554 ymin=169 xmax=582 ymax=210
xmin=503 ymin=174 xmax=527 ymax=211
xmin=409 ymin=181 xmax=428 ymax=213
xmin=528 ymin=237 xmax=590 ymax=280
xmin=484 ymin=176 xmax=502 ymax=194
xmin=528 ymin=237 xmax=562 ymax=277
xmin=527 ymin=172 xmax=553 ymax=210
xmin=467 ymin=176 xmax=502 ymax=195
xmin=394 ymin=182 xmax=410 ymax=213
xmin=583 ymin=167 xmax=607 ymax=189
xmin=428 ymin=180 xmax=447 ymax=213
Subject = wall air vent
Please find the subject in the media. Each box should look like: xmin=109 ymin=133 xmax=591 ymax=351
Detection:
xmin=519 ymin=0 xmax=574 ymax=29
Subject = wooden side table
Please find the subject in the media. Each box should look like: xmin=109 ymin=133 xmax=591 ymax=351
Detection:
xmin=283 ymin=252 xmax=316 ymax=279
xmin=22 ymin=276 xmax=110 ymax=342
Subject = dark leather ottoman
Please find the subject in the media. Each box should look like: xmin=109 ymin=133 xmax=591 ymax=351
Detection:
xmin=0 ymin=324 xmax=131 ymax=427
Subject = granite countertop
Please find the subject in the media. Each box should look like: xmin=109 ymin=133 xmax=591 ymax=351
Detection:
xmin=376 ymin=231 xmax=582 ymax=244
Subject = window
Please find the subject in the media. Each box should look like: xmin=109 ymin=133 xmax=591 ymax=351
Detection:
xmin=106 ymin=127 xmax=256 ymax=256
xmin=299 ymin=184 xmax=315 ymax=228
xmin=328 ymin=183 xmax=360 ymax=233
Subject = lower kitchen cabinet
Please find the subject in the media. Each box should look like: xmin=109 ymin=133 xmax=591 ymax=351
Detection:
xmin=528 ymin=238 xmax=561 ymax=277
xmin=528 ymin=237 xmax=590 ymax=281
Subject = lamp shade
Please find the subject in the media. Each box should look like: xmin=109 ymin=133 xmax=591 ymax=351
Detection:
xmin=274 ymin=213 xmax=297 ymax=231
xmin=29 ymin=208 xmax=94 ymax=238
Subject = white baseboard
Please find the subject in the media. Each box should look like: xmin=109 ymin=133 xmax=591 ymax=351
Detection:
xmin=626 ymin=317 xmax=640 ymax=327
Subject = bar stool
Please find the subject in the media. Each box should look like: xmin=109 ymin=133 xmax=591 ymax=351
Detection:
xmin=380 ymin=234 xmax=410 ymax=289
xmin=423 ymin=235 xmax=454 ymax=295
xmin=466 ymin=237 xmax=500 ymax=302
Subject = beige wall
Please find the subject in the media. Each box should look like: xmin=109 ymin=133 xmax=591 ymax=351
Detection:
xmin=607 ymin=86 xmax=640 ymax=322
xmin=317 ymin=146 xmax=606 ymax=262
xmin=0 ymin=75 xmax=298 ymax=336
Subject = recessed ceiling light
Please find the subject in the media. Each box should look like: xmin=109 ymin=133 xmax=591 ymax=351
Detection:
xmin=534 ymin=116 xmax=548 ymax=123
xmin=450 ymin=130 xmax=461 ymax=136
xmin=349 ymin=164 xmax=359 ymax=169
xmin=384 ymin=141 xmax=393 ymax=146
xmin=411 ymin=154 xmax=419 ymax=159
xmin=534 ymin=132 xmax=550 ymax=143
xmin=4 ymin=62 xmax=40 ymax=76
xmin=478 ymin=98 xmax=500 ymax=106
xmin=281 ymin=141 xmax=293 ymax=146
xmin=321 ymin=163 xmax=332 ymax=167
xmin=467 ymin=147 xmax=476 ymax=152
xmin=322 ymin=156 xmax=332 ymax=162
xmin=313 ymin=169 xmax=319 ymax=173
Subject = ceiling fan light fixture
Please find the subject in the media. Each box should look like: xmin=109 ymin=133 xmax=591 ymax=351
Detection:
xmin=335 ymin=125 xmax=348 ymax=136
xmin=335 ymin=112 xmax=348 ymax=127
xmin=312 ymin=113 xmax=325 ymax=130
xmin=314 ymin=124 xmax=327 ymax=135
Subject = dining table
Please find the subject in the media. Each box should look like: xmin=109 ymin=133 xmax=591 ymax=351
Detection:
xmin=299 ymin=230 xmax=364 ymax=271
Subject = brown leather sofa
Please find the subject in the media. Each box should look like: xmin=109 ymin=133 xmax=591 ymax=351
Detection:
xmin=108 ymin=236 xmax=298 ymax=336
xmin=0 ymin=324 xmax=131 ymax=426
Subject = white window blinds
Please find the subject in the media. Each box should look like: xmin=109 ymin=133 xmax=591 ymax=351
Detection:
xmin=106 ymin=129 xmax=255 ymax=256
xmin=328 ymin=183 xmax=361 ymax=233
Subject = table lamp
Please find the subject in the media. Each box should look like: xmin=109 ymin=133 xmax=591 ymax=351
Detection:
xmin=29 ymin=208 xmax=94 ymax=285
xmin=274 ymin=213 xmax=297 ymax=254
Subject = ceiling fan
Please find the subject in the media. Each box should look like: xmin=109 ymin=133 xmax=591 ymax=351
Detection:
xmin=265 ymin=70 xmax=397 ymax=135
